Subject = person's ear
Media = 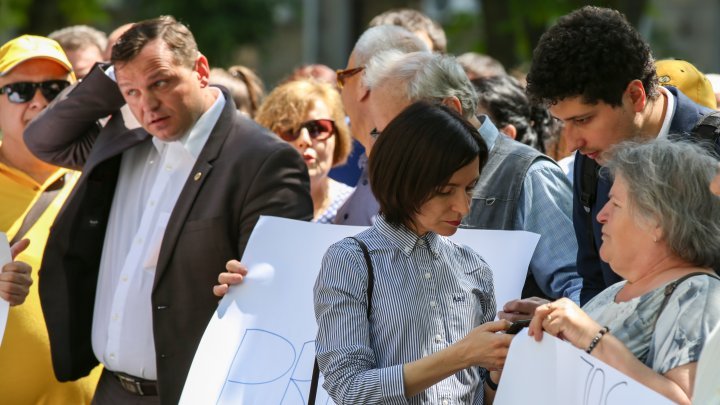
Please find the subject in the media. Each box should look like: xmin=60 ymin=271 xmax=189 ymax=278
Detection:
xmin=441 ymin=96 xmax=462 ymax=114
xmin=358 ymin=81 xmax=370 ymax=102
xmin=500 ymin=124 xmax=517 ymax=140
xmin=625 ymin=79 xmax=647 ymax=112
xmin=194 ymin=54 xmax=210 ymax=87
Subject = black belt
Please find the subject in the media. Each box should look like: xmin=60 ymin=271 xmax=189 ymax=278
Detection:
xmin=112 ymin=371 xmax=158 ymax=396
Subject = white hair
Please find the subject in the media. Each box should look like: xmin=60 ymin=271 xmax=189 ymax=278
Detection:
xmin=364 ymin=50 xmax=478 ymax=119
xmin=351 ymin=25 xmax=428 ymax=67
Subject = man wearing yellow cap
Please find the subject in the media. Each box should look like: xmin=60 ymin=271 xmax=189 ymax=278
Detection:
xmin=0 ymin=34 xmax=99 ymax=404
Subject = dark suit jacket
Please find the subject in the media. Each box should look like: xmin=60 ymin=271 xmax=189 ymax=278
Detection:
xmin=574 ymin=86 xmax=717 ymax=305
xmin=25 ymin=65 xmax=313 ymax=404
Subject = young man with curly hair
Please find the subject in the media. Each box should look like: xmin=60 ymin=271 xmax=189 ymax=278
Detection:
xmin=525 ymin=6 xmax=718 ymax=305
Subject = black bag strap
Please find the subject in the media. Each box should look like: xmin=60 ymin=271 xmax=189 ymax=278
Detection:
xmin=691 ymin=111 xmax=720 ymax=158
xmin=579 ymin=157 xmax=600 ymax=249
xmin=309 ymin=237 xmax=374 ymax=405
xmin=693 ymin=111 xmax=720 ymax=142
xmin=652 ymin=271 xmax=720 ymax=330
xmin=9 ymin=175 xmax=66 ymax=246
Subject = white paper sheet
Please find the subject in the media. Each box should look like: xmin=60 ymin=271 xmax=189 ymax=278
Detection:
xmin=495 ymin=331 xmax=674 ymax=405
xmin=0 ymin=233 xmax=12 ymax=347
xmin=180 ymin=216 xmax=539 ymax=404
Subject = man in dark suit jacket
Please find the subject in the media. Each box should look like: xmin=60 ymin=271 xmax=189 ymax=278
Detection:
xmin=24 ymin=16 xmax=312 ymax=404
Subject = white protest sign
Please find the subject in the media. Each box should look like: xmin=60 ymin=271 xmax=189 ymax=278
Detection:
xmin=180 ymin=216 xmax=539 ymax=404
xmin=495 ymin=332 xmax=674 ymax=405
xmin=0 ymin=233 xmax=11 ymax=347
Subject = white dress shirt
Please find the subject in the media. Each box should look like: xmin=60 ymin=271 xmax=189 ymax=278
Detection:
xmin=91 ymin=89 xmax=225 ymax=379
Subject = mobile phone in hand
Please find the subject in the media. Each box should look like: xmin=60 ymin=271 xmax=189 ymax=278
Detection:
xmin=505 ymin=319 xmax=531 ymax=334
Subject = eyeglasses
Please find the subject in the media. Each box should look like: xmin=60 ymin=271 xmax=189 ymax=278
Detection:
xmin=0 ymin=80 xmax=71 ymax=104
xmin=335 ymin=66 xmax=365 ymax=89
xmin=277 ymin=119 xmax=336 ymax=142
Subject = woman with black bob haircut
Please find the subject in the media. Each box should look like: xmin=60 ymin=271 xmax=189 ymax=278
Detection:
xmin=314 ymin=101 xmax=513 ymax=404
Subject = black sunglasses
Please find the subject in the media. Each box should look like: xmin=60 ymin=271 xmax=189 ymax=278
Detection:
xmin=0 ymin=80 xmax=71 ymax=104
xmin=277 ymin=119 xmax=336 ymax=142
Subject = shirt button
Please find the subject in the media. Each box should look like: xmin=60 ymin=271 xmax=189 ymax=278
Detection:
xmin=109 ymin=353 xmax=116 ymax=360
xmin=434 ymin=334 xmax=442 ymax=343
xmin=442 ymin=400 xmax=449 ymax=405
xmin=112 ymin=313 xmax=119 ymax=321
xmin=429 ymin=300 xmax=437 ymax=308
xmin=149 ymin=200 xmax=156 ymax=207
xmin=424 ymin=272 xmax=431 ymax=279
xmin=136 ymin=238 xmax=143 ymax=245
xmin=121 ymin=275 xmax=128 ymax=282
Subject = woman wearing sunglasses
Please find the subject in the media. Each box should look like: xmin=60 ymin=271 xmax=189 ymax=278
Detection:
xmin=256 ymin=78 xmax=353 ymax=223
xmin=314 ymin=102 xmax=513 ymax=404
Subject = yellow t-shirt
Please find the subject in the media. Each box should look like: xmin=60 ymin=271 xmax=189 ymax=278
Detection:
xmin=3 ymin=170 xmax=102 ymax=404
xmin=0 ymin=161 xmax=44 ymax=232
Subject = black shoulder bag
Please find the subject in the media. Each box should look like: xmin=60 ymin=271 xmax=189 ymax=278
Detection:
xmin=308 ymin=237 xmax=374 ymax=405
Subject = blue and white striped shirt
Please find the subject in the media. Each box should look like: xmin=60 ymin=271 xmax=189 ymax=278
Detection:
xmin=314 ymin=215 xmax=496 ymax=404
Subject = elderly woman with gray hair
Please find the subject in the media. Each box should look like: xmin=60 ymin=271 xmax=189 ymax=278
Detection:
xmin=527 ymin=139 xmax=720 ymax=405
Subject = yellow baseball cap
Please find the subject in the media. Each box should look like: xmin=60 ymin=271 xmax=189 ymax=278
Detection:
xmin=656 ymin=59 xmax=717 ymax=109
xmin=0 ymin=34 xmax=74 ymax=77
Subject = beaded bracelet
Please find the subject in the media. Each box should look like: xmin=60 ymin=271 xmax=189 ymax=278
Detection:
xmin=586 ymin=326 xmax=610 ymax=354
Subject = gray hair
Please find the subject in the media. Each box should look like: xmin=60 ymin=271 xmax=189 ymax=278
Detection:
xmin=48 ymin=25 xmax=108 ymax=53
xmin=364 ymin=50 xmax=478 ymax=119
xmin=603 ymin=139 xmax=720 ymax=268
xmin=352 ymin=25 xmax=428 ymax=67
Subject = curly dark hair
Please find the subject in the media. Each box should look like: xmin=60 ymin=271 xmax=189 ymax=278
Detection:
xmin=526 ymin=6 xmax=658 ymax=107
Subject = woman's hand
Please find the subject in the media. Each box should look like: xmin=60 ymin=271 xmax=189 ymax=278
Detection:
xmin=528 ymin=298 xmax=600 ymax=351
xmin=455 ymin=320 xmax=514 ymax=370
xmin=212 ymin=260 xmax=248 ymax=297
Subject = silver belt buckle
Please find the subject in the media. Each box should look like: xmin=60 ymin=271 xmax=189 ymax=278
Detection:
xmin=117 ymin=373 xmax=144 ymax=395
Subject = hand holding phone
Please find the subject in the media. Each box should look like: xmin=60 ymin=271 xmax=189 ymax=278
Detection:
xmin=505 ymin=319 xmax=531 ymax=334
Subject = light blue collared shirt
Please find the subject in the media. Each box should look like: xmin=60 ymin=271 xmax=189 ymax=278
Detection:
xmin=477 ymin=116 xmax=581 ymax=303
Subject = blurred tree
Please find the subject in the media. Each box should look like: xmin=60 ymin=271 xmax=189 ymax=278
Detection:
xmin=0 ymin=0 xmax=108 ymax=40
xmin=480 ymin=0 xmax=649 ymax=71
xmin=133 ymin=0 xmax=279 ymax=67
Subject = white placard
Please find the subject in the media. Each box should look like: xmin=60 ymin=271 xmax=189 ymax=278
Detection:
xmin=0 ymin=233 xmax=12 ymax=347
xmin=495 ymin=332 xmax=674 ymax=405
xmin=180 ymin=216 xmax=539 ymax=404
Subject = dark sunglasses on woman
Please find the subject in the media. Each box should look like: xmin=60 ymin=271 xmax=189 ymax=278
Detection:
xmin=277 ymin=118 xmax=336 ymax=142
xmin=0 ymin=80 xmax=71 ymax=104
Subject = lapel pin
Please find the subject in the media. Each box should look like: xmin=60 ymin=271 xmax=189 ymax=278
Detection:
xmin=193 ymin=172 xmax=202 ymax=181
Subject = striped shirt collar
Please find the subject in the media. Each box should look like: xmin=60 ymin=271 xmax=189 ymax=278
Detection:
xmin=373 ymin=214 xmax=441 ymax=258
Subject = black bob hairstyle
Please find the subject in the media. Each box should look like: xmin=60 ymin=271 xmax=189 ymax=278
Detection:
xmin=369 ymin=101 xmax=489 ymax=230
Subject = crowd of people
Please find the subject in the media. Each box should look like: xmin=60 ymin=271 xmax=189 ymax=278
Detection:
xmin=0 ymin=5 xmax=719 ymax=405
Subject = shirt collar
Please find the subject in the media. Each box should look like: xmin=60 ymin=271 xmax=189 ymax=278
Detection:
xmin=656 ymin=86 xmax=675 ymax=140
xmin=374 ymin=214 xmax=441 ymax=258
xmin=476 ymin=114 xmax=501 ymax=151
xmin=151 ymin=87 xmax=225 ymax=158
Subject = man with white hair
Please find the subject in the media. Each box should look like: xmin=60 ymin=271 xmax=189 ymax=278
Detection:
xmin=332 ymin=25 xmax=429 ymax=225
xmin=364 ymin=50 xmax=582 ymax=311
